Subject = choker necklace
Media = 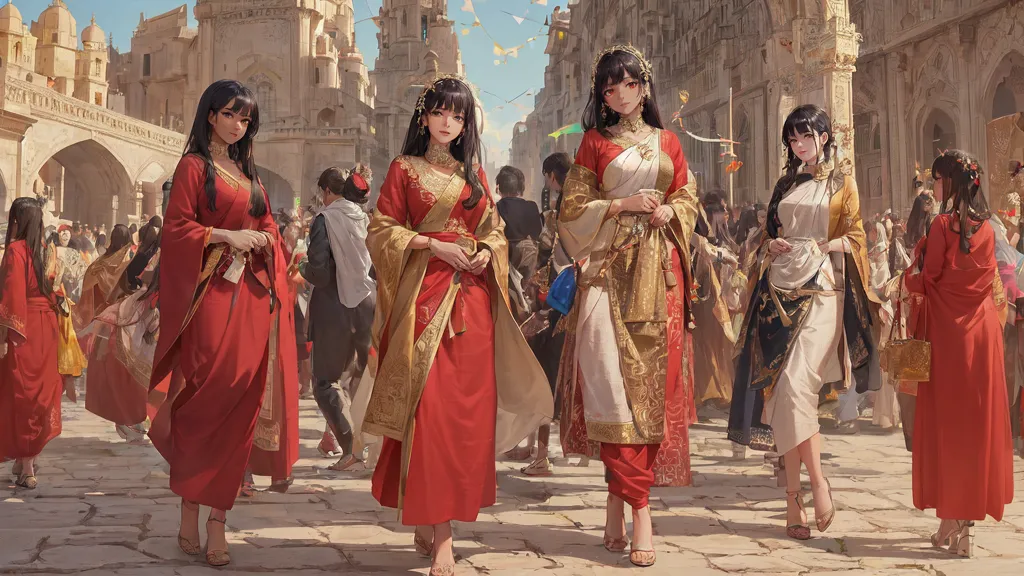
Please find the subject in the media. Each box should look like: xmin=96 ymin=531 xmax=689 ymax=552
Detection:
xmin=619 ymin=115 xmax=647 ymax=133
xmin=209 ymin=140 xmax=229 ymax=157
xmin=425 ymin=142 xmax=459 ymax=169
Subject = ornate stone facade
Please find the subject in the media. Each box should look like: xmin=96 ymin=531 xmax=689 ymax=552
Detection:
xmin=0 ymin=1 xmax=183 ymax=225
xmin=514 ymin=1 xmax=1024 ymax=217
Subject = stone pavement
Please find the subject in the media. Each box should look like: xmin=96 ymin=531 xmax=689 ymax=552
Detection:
xmin=2 ymin=397 xmax=1023 ymax=575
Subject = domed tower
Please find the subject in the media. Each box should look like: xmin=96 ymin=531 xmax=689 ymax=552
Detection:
xmin=74 ymin=16 xmax=108 ymax=107
xmin=30 ymin=0 xmax=78 ymax=96
xmin=0 ymin=1 xmax=38 ymax=75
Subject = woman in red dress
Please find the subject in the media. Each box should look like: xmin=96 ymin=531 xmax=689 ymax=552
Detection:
xmin=148 ymin=80 xmax=297 ymax=567
xmin=0 ymin=198 xmax=70 ymax=489
xmin=905 ymin=150 xmax=1014 ymax=557
xmin=365 ymin=76 xmax=553 ymax=576
xmin=555 ymin=45 xmax=697 ymax=567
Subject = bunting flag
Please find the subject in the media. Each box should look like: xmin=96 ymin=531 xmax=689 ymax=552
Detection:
xmin=549 ymin=123 xmax=583 ymax=139
xmin=533 ymin=0 xmax=548 ymax=5
xmin=461 ymin=0 xmax=475 ymax=13
xmin=461 ymin=28 xmax=470 ymax=35
xmin=513 ymin=15 xmax=525 ymax=24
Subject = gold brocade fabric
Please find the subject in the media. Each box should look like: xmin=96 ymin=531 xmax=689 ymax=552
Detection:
xmin=253 ymin=311 xmax=281 ymax=452
xmin=558 ymin=142 xmax=698 ymax=444
xmin=57 ymin=305 xmax=87 ymax=377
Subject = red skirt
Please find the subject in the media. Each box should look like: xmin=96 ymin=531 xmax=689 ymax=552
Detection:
xmin=85 ymin=334 xmax=147 ymax=426
xmin=150 ymin=273 xmax=271 ymax=511
xmin=0 ymin=301 xmax=63 ymax=459
xmin=372 ymin=272 xmax=497 ymax=525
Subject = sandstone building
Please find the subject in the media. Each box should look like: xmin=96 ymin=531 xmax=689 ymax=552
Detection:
xmin=512 ymin=0 xmax=1024 ymax=218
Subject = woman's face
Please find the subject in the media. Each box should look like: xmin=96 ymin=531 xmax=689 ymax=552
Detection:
xmin=422 ymin=106 xmax=465 ymax=147
xmin=787 ymin=130 xmax=829 ymax=165
xmin=207 ymin=99 xmax=252 ymax=146
xmin=756 ymin=209 xmax=767 ymax=226
xmin=58 ymin=230 xmax=70 ymax=246
xmin=602 ymin=73 xmax=643 ymax=118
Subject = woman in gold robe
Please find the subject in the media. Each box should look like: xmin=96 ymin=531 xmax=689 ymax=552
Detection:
xmin=364 ymin=76 xmax=552 ymax=576
xmin=555 ymin=46 xmax=697 ymax=568
xmin=728 ymin=105 xmax=879 ymax=540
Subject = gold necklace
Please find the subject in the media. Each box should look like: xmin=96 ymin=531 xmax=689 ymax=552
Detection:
xmin=619 ymin=115 xmax=647 ymax=133
xmin=425 ymin=142 xmax=459 ymax=169
xmin=209 ymin=140 xmax=229 ymax=157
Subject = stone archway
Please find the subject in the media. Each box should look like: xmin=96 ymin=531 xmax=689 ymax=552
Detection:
xmin=983 ymin=50 xmax=1024 ymax=121
xmin=921 ymin=108 xmax=957 ymax=163
xmin=34 ymin=139 xmax=134 ymax=228
xmin=256 ymin=165 xmax=295 ymax=214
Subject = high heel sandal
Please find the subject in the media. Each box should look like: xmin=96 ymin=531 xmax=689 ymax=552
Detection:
xmin=205 ymin=517 xmax=231 ymax=567
xmin=628 ymin=507 xmax=656 ymax=567
xmin=15 ymin=473 xmax=37 ymax=490
xmin=177 ymin=500 xmax=201 ymax=556
xmin=414 ymin=528 xmax=433 ymax=557
xmin=948 ymin=521 xmax=975 ymax=558
xmin=815 ymin=478 xmax=836 ymax=533
xmin=930 ymin=519 xmax=959 ymax=548
xmin=602 ymin=495 xmax=628 ymax=552
xmin=785 ymin=490 xmax=811 ymax=541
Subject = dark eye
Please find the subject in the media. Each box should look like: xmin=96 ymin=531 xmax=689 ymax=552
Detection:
xmin=430 ymin=110 xmax=442 ymax=117
xmin=454 ymin=115 xmax=465 ymax=122
xmin=627 ymin=81 xmax=638 ymax=89
xmin=222 ymin=111 xmax=233 ymax=118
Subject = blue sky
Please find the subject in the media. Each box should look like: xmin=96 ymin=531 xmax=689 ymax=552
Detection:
xmin=12 ymin=0 xmax=554 ymax=163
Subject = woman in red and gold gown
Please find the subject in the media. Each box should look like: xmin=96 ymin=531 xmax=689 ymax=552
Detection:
xmin=0 ymin=198 xmax=82 ymax=489
xmin=148 ymin=80 xmax=297 ymax=568
xmin=365 ymin=76 xmax=552 ymax=576
xmin=905 ymin=150 xmax=1014 ymax=558
xmin=555 ymin=46 xmax=697 ymax=568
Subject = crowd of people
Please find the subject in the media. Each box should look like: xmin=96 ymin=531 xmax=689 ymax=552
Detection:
xmin=0 ymin=43 xmax=1019 ymax=575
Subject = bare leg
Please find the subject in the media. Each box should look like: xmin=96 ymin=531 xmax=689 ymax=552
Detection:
xmin=783 ymin=449 xmax=806 ymax=527
xmin=604 ymin=492 xmax=626 ymax=542
xmin=430 ymin=521 xmax=455 ymax=572
xmin=536 ymin=424 xmax=550 ymax=460
xmin=795 ymin=433 xmax=833 ymax=519
xmin=205 ymin=508 xmax=230 ymax=565
xmin=631 ymin=505 xmax=654 ymax=551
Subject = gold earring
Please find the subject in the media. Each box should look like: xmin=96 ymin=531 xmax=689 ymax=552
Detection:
xmin=419 ymin=124 xmax=426 ymax=136
xmin=601 ymin=103 xmax=610 ymax=117
xmin=455 ymin=132 xmax=464 ymax=146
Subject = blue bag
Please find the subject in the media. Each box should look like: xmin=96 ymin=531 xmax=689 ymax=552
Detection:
xmin=547 ymin=262 xmax=577 ymax=316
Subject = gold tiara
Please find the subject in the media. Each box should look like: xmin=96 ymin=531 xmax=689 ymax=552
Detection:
xmin=415 ymin=73 xmax=469 ymax=114
xmin=591 ymin=44 xmax=652 ymax=90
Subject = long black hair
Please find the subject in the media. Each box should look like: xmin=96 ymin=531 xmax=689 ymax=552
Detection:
xmin=582 ymin=48 xmax=663 ymax=133
xmin=183 ymin=80 xmax=266 ymax=218
xmin=105 ymin=224 xmax=132 ymax=255
xmin=766 ymin=105 xmax=837 ymax=239
xmin=3 ymin=197 xmax=53 ymax=298
xmin=905 ymin=192 xmax=935 ymax=251
xmin=401 ymin=77 xmax=486 ymax=210
xmin=932 ymin=150 xmax=990 ymax=254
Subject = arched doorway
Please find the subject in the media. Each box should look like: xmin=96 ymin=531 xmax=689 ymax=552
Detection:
xmin=33 ymin=139 xmax=133 ymax=228
xmin=922 ymin=109 xmax=957 ymax=161
xmin=986 ymin=51 xmax=1024 ymax=120
xmin=256 ymin=166 xmax=295 ymax=214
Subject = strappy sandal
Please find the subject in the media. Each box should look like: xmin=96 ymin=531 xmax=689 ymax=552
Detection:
xmin=414 ymin=528 xmax=433 ymax=557
xmin=267 ymin=477 xmax=292 ymax=493
xmin=15 ymin=474 xmax=37 ymax=490
xmin=815 ymin=478 xmax=836 ymax=533
xmin=949 ymin=520 xmax=975 ymax=558
xmin=931 ymin=519 xmax=959 ymax=548
xmin=327 ymin=453 xmax=363 ymax=472
xmin=177 ymin=500 xmax=202 ymax=556
xmin=428 ymin=563 xmax=455 ymax=576
xmin=629 ymin=547 xmax=656 ymax=567
xmin=521 ymin=457 xmax=553 ymax=477
xmin=205 ymin=517 xmax=231 ymax=567
xmin=602 ymin=495 xmax=628 ymax=552
xmin=785 ymin=490 xmax=811 ymax=540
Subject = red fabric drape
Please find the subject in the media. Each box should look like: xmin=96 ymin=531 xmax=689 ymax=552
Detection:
xmin=905 ymin=215 xmax=1014 ymax=521
xmin=0 ymin=240 xmax=63 ymax=459
xmin=148 ymin=155 xmax=290 ymax=511
xmin=370 ymin=160 xmax=499 ymax=525
xmin=85 ymin=338 xmax=146 ymax=426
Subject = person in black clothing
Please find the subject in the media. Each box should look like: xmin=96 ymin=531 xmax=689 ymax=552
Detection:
xmin=496 ymin=165 xmax=543 ymax=280
xmin=300 ymin=166 xmax=375 ymax=471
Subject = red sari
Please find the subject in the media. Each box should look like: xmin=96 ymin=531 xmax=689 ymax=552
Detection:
xmin=370 ymin=159 xmax=498 ymax=525
xmin=557 ymin=129 xmax=696 ymax=508
xmin=149 ymin=154 xmax=295 ymax=511
xmin=906 ymin=214 xmax=1014 ymax=520
xmin=0 ymin=240 xmax=63 ymax=459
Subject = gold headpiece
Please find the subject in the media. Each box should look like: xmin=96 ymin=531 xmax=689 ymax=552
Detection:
xmin=415 ymin=73 xmax=469 ymax=115
xmin=590 ymin=44 xmax=653 ymax=90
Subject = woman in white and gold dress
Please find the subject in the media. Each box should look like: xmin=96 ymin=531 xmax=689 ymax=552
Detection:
xmin=728 ymin=105 xmax=879 ymax=540
xmin=557 ymin=45 xmax=698 ymax=568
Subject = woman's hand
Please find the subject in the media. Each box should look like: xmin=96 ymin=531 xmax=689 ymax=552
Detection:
xmin=649 ymin=205 xmax=674 ymax=228
xmin=429 ymin=240 xmax=471 ymax=271
xmin=221 ymin=230 xmax=265 ymax=252
xmin=768 ymin=238 xmax=793 ymax=256
xmin=817 ymin=238 xmax=848 ymax=254
xmin=613 ymin=193 xmax=658 ymax=216
xmin=467 ymin=250 xmax=492 ymax=276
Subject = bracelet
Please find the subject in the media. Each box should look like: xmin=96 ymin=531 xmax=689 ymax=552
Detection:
xmin=426 ymin=237 xmax=434 ymax=251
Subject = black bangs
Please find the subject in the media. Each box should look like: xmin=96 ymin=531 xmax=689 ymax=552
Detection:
xmin=424 ymin=79 xmax=473 ymax=116
xmin=226 ymin=93 xmax=256 ymax=117
xmin=594 ymin=51 xmax=643 ymax=91
xmin=782 ymin=112 xmax=816 ymax=142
